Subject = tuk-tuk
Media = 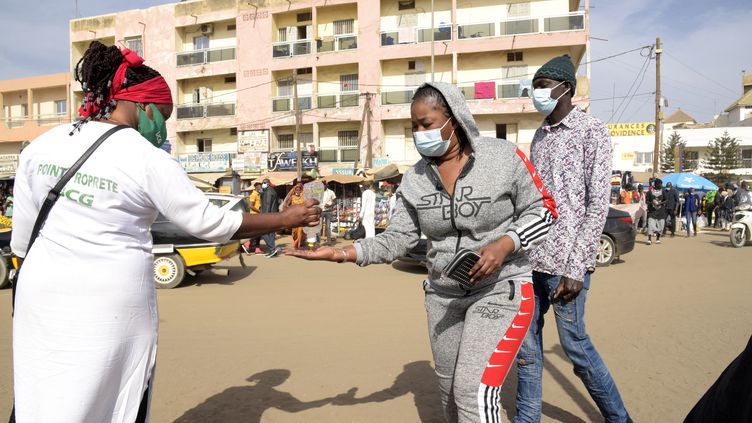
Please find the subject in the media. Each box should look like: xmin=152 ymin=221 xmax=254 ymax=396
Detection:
xmin=151 ymin=193 xmax=247 ymax=289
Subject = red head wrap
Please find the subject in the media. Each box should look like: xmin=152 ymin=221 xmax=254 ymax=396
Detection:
xmin=79 ymin=48 xmax=173 ymax=119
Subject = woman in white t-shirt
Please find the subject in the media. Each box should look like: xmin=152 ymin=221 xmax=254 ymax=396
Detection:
xmin=8 ymin=42 xmax=319 ymax=423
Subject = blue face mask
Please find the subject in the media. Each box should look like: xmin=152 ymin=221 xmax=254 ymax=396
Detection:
xmin=532 ymin=81 xmax=569 ymax=116
xmin=413 ymin=117 xmax=455 ymax=157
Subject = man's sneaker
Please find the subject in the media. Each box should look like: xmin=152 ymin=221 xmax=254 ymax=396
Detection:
xmin=647 ymin=240 xmax=652 ymax=245
xmin=254 ymin=248 xmax=263 ymax=254
xmin=266 ymin=247 xmax=281 ymax=258
xmin=656 ymin=239 xmax=662 ymax=244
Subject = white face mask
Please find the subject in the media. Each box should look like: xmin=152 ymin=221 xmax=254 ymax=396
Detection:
xmin=412 ymin=117 xmax=455 ymax=157
xmin=532 ymin=81 xmax=569 ymax=116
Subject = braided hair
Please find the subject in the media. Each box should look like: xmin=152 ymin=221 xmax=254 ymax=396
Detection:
xmin=72 ymin=41 xmax=161 ymax=133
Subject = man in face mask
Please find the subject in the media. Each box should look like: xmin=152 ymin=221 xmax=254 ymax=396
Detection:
xmin=516 ymin=55 xmax=632 ymax=423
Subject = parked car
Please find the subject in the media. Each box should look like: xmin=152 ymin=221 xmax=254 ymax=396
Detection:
xmin=151 ymin=193 xmax=245 ymax=289
xmin=398 ymin=207 xmax=636 ymax=268
xmin=598 ymin=207 xmax=636 ymax=266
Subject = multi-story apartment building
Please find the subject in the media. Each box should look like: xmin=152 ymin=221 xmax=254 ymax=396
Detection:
xmin=68 ymin=0 xmax=590 ymax=178
xmin=0 ymin=73 xmax=71 ymax=176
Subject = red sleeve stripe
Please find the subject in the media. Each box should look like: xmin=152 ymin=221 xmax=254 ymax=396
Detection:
xmin=516 ymin=149 xmax=558 ymax=219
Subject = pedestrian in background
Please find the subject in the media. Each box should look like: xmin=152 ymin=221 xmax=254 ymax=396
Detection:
xmin=684 ymin=188 xmax=700 ymax=237
xmin=320 ymin=179 xmax=337 ymax=246
xmin=260 ymin=178 xmax=282 ymax=257
xmin=647 ymin=178 xmax=667 ymax=245
xmin=664 ymin=182 xmax=681 ymax=237
xmin=714 ymin=188 xmax=726 ymax=228
xmin=723 ymin=189 xmax=736 ymax=230
xmin=360 ymin=181 xmax=376 ymax=239
xmin=704 ymin=190 xmax=716 ymax=228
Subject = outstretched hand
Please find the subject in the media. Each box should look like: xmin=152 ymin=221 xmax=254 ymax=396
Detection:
xmin=281 ymin=199 xmax=321 ymax=228
xmin=286 ymin=246 xmax=347 ymax=262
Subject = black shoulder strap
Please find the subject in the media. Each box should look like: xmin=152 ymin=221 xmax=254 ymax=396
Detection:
xmin=11 ymin=124 xmax=128 ymax=311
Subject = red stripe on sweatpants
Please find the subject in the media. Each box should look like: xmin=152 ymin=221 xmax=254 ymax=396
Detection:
xmin=480 ymin=281 xmax=535 ymax=387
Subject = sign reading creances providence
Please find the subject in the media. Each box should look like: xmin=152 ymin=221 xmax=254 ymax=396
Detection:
xmin=607 ymin=122 xmax=656 ymax=137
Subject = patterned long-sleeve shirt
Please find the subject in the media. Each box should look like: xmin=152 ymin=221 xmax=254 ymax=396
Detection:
xmin=529 ymin=107 xmax=612 ymax=281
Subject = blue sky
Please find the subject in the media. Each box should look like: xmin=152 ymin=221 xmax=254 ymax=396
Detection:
xmin=1 ymin=0 xmax=749 ymax=124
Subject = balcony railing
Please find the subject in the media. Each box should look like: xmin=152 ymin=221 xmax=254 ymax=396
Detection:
xmin=381 ymin=88 xmax=417 ymax=105
xmin=455 ymin=12 xmax=585 ymax=40
xmin=317 ymin=92 xmax=359 ymax=109
xmin=272 ymin=40 xmax=312 ymax=58
xmin=177 ymin=46 xmax=236 ymax=67
xmin=37 ymin=114 xmax=68 ymax=126
xmin=318 ymin=147 xmax=358 ymax=163
xmin=4 ymin=117 xmax=27 ymax=128
xmin=272 ymin=96 xmax=312 ymax=112
xmin=457 ymin=81 xmax=531 ymax=100
xmin=317 ymin=34 xmax=358 ymax=53
xmin=380 ymin=24 xmax=453 ymax=46
xmin=176 ymin=102 xmax=236 ymax=120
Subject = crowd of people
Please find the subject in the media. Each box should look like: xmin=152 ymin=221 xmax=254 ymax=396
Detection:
xmin=618 ymin=179 xmax=751 ymax=243
xmin=6 ymin=42 xmax=751 ymax=423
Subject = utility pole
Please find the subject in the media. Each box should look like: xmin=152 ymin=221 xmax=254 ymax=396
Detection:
xmin=365 ymin=92 xmax=373 ymax=168
xmin=430 ymin=0 xmax=435 ymax=82
xmin=292 ymin=74 xmax=302 ymax=181
xmin=652 ymin=37 xmax=662 ymax=177
xmin=354 ymin=92 xmax=370 ymax=169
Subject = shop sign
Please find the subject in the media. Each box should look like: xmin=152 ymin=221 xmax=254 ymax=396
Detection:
xmin=607 ymin=122 xmax=656 ymax=137
xmin=373 ymin=157 xmax=390 ymax=167
xmin=621 ymin=152 xmax=636 ymax=161
xmin=238 ymin=129 xmax=269 ymax=153
xmin=178 ymin=152 xmax=232 ymax=173
xmin=234 ymin=152 xmax=267 ymax=173
xmin=267 ymin=151 xmax=318 ymax=171
xmin=332 ymin=168 xmax=355 ymax=175
xmin=0 ymin=154 xmax=19 ymax=173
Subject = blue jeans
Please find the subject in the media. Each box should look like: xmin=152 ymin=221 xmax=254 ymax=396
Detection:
xmin=262 ymin=232 xmax=276 ymax=250
xmin=685 ymin=211 xmax=697 ymax=235
xmin=514 ymin=272 xmax=631 ymax=423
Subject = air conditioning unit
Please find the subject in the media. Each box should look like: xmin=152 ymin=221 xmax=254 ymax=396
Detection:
xmin=200 ymin=23 xmax=214 ymax=35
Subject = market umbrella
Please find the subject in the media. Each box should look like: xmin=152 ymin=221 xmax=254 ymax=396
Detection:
xmin=661 ymin=172 xmax=718 ymax=191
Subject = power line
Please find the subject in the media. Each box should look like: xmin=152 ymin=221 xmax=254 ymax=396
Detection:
xmin=615 ymin=49 xmax=653 ymax=123
xmin=608 ymin=48 xmax=652 ymax=122
xmin=664 ymin=51 xmax=739 ymax=95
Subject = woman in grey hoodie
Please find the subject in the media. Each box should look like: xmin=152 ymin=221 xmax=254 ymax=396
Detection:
xmin=289 ymin=82 xmax=557 ymax=423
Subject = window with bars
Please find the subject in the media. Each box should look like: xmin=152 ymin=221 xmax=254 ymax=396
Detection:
xmin=198 ymin=138 xmax=212 ymax=152
xmin=338 ymin=130 xmax=359 ymax=148
xmin=634 ymin=152 xmax=653 ymax=165
xmin=55 ymin=100 xmax=66 ymax=116
xmin=334 ymin=19 xmax=355 ymax=35
xmin=278 ymin=28 xmax=288 ymax=42
xmin=507 ymin=52 xmax=523 ymax=62
xmin=684 ymin=151 xmax=699 ymax=170
xmin=125 ymin=36 xmax=143 ymax=57
xmin=340 ymin=74 xmax=359 ymax=92
xmin=398 ymin=0 xmax=416 ymax=10
xmin=277 ymin=80 xmax=292 ymax=97
xmin=743 ymin=149 xmax=752 ymax=168
xmin=278 ymin=134 xmax=294 ymax=150
xmin=507 ymin=2 xmax=531 ymax=17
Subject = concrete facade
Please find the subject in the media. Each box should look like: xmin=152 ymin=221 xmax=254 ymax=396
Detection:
xmin=611 ymin=126 xmax=752 ymax=176
xmin=66 ymin=0 xmax=590 ymax=174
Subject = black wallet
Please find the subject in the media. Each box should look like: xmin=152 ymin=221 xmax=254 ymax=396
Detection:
xmin=442 ymin=249 xmax=481 ymax=290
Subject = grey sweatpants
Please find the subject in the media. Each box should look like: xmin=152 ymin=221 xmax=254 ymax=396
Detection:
xmin=424 ymin=278 xmax=535 ymax=423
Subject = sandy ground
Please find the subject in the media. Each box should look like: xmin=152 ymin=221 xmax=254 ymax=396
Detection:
xmin=1 ymin=228 xmax=751 ymax=422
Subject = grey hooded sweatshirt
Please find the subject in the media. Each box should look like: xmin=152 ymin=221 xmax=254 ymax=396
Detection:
xmin=355 ymin=82 xmax=557 ymax=295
